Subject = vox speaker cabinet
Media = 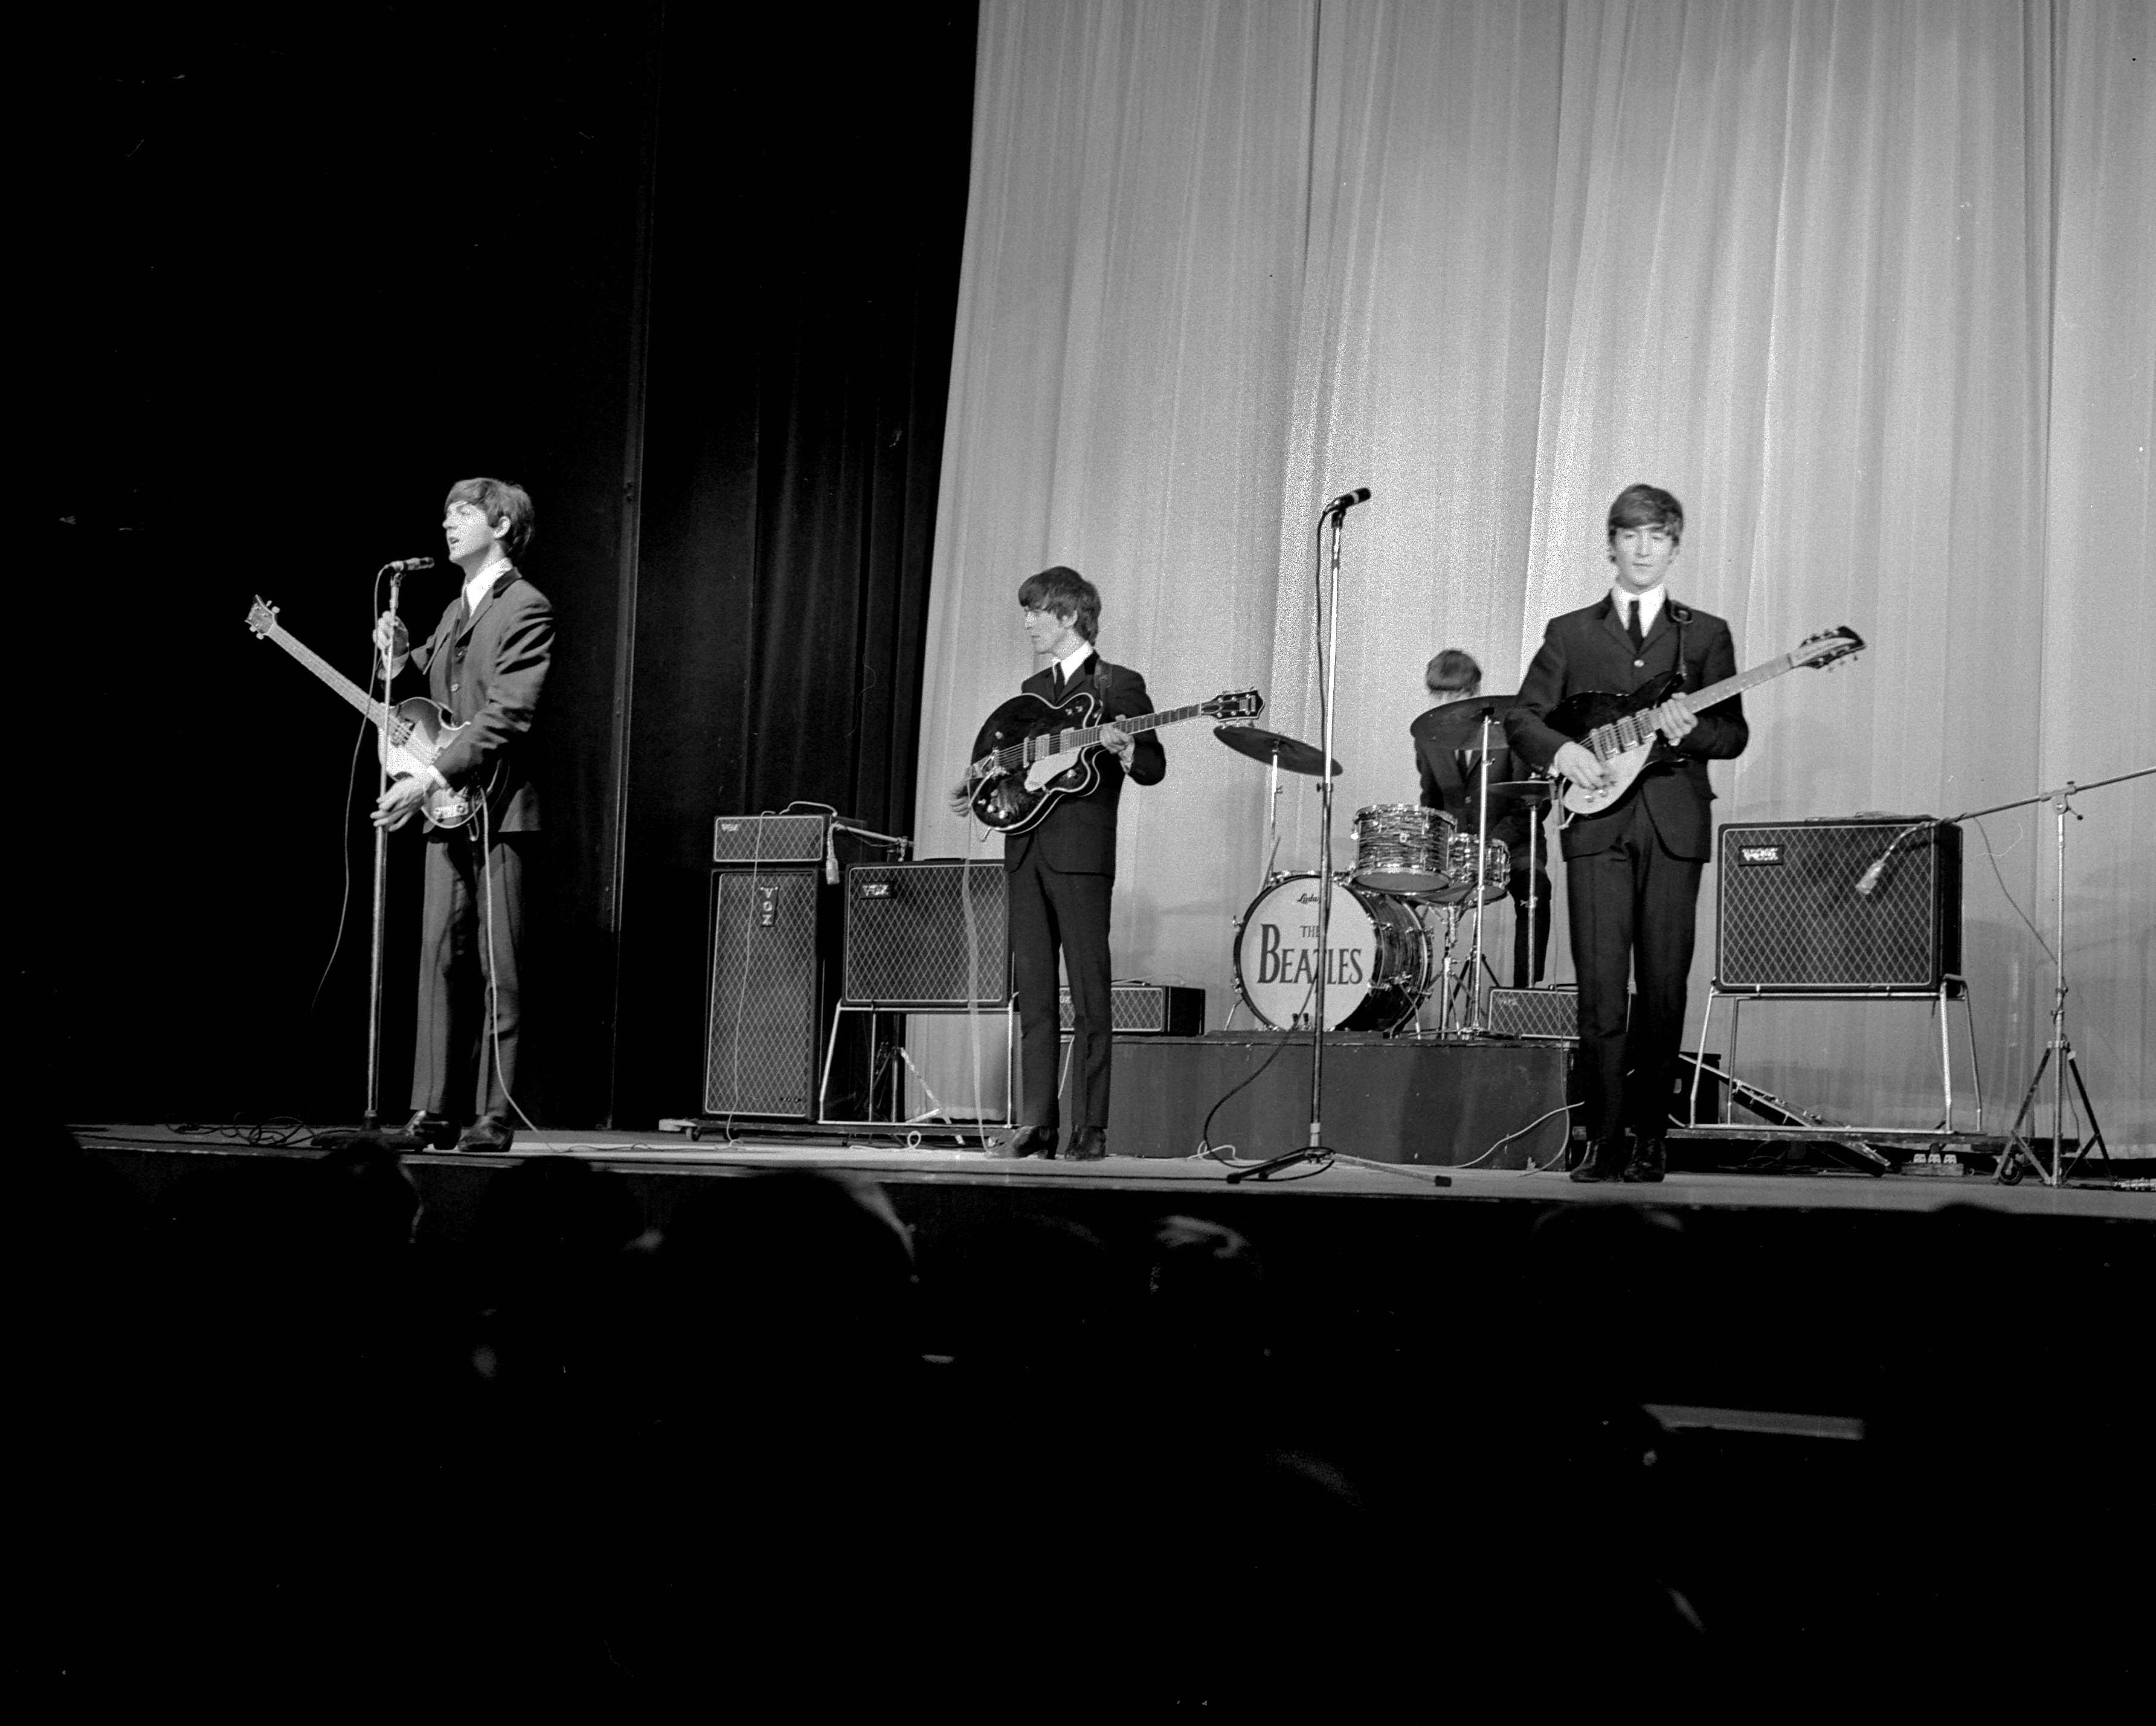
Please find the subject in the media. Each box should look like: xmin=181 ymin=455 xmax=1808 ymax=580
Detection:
xmin=1058 ymin=984 xmax=1206 ymax=1035
xmin=1717 ymin=818 xmax=1962 ymax=992
xmin=843 ymin=860 xmax=1009 ymax=1008
xmin=1487 ymin=985 xmax=1579 ymax=1042
xmin=703 ymin=867 xmax=832 ymax=1119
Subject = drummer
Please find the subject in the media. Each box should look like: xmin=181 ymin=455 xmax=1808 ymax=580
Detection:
xmin=1410 ymin=650 xmax=1552 ymax=985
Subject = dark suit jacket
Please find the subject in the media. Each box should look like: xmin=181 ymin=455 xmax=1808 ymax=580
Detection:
xmin=1506 ymin=595 xmax=1746 ymax=861
xmin=1411 ymin=695 xmax=1534 ymax=851
xmin=978 ymin=653 xmax=1167 ymax=875
xmin=408 ymin=563 xmax=554 ymax=832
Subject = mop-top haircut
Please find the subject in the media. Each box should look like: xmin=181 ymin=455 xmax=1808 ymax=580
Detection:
xmin=445 ymin=476 xmax=536 ymax=558
xmin=1017 ymin=565 xmax=1100 ymax=643
xmin=1605 ymin=483 xmax=1684 ymax=545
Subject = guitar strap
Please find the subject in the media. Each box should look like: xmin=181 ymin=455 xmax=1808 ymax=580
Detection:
xmin=1668 ymin=601 xmax=1693 ymax=689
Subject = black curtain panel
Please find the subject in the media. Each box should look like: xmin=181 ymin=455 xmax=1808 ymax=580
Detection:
xmin=25 ymin=2 xmax=976 ymax=1130
xmin=610 ymin=6 xmax=976 ymax=1127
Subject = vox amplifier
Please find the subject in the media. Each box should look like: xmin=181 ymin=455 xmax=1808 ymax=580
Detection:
xmin=1058 ymin=984 xmax=1206 ymax=1035
xmin=1717 ymin=819 xmax=1962 ymax=991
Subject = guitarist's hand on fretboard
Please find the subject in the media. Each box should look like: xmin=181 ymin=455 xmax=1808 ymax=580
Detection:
xmin=1652 ymin=700 xmax=1698 ymax=745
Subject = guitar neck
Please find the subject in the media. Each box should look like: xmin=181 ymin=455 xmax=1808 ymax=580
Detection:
xmin=267 ymin=622 xmax=391 ymax=728
xmin=1007 ymin=700 xmax=1207 ymax=771
xmin=1676 ymin=650 xmax=1802 ymax=714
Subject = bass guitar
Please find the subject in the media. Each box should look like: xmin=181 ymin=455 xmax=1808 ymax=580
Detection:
xmin=246 ymin=596 xmax=479 ymax=829
xmin=1548 ymin=625 xmax=1864 ymax=823
xmin=965 ymin=686 xmax=1263 ymax=834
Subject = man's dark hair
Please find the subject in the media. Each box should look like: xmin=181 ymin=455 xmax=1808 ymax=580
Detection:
xmin=1425 ymin=649 xmax=1482 ymax=695
xmin=1017 ymin=565 xmax=1100 ymax=643
xmin=1606 ymin=483 xmax=1684 ymax=545
xmin=445 ymin=476 xmax=536 ymax=558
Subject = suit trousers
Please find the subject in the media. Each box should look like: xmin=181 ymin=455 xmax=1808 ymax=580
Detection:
xmin=411 ymin=825 xmax=527 ymax=1121
xmin=1006 ymin=845 xmax=1114 ymax=1132
xmin=1564 ymin=793 xmax=1703 ymax=1144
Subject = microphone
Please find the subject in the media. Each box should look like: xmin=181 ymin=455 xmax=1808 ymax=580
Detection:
xmin=1322 ymin=487 xmax=1372 ymax=514
xmin=387 ymin=556 xmax=437 ymax=573
xmin=1855 ymin=821 xmax=1929 ymax=898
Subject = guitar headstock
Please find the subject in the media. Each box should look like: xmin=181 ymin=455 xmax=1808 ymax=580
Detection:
xmin=1204 ymin=688 xmax=1265 ymax=721
xmin=1795 ymin=625 xmax=1864 ymax=670
xmin=246 ymin=596 xmax=280 ymax=637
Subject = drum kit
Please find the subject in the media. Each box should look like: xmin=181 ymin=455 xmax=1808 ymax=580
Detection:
xmin=1214 ymin=722 xmax=1549 ymax=1038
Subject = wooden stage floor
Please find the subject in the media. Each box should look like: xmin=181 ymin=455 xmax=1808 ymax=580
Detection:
xmin=71 ymin=1122 xmax=2156 ymax=1220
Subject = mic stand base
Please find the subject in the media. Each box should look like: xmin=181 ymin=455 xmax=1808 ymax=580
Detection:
xmin=1227 ymin=1141 xmax=1335 ymax=1184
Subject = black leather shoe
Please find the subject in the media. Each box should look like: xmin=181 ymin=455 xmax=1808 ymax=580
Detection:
xmin=1569 ymin=1139 xmax=1627 ymax=1183
xmin=383 ymin=1111 xmax=457 ymax=1151
xmin=998 ymin=1125 xmax=1058 ymax=1159
xmin=455 ymin=1115 xmax=516 ymax=1153
xmin=1622 ymin=1138 xmax=1667 ymax=1183
xmin=1064 ymin=1126 xmax=1109 ymax=1162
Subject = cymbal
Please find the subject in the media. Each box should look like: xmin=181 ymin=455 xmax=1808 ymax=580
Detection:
xmin=1213 ymin=724 xmax=1342 ymax=778
xmin=1484 ymin=779 xmax=1557 ymax=800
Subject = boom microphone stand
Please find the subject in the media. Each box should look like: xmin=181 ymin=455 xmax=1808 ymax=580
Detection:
xmin=1986 ymin=765 xmax=2154 ymax=1187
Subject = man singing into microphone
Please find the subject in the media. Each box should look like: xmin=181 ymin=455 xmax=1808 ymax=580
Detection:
xmin=965 ymin=567 xmax=1166 ymax=1161
xmin=1507 ymin=485 xmax=1747 ymax=1183
xmin=372 ymin=477 xmax=554 ymax=1153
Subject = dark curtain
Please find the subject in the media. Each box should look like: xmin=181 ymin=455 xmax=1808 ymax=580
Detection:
xmin=610 ymin=5 xmax=978 ymax=1126
xmin=25 ymin=2 xmax=975 ymax=1130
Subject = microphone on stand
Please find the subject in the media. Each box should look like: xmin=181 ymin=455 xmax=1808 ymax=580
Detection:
xmin=1855 ymin=820 xmax=1931 ymax=897
xmin=1322 ymin=487 xmax=1372 ymax=514
xmin=387 ymin=556 xmax=437 ymax=573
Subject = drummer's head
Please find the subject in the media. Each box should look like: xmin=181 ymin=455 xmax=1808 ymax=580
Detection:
xmin=1018 ymin=565 xmax=1100 ymax=643
xmin=1606 ymin=483 xmax=1684 ymax=546
xmin=1426 ymin=649 xmax=1481 ymax=702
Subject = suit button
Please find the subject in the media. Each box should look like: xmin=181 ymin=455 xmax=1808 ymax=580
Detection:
xmin=450 ymin=682 xmax=460 ymax=694
xmin=1633 ymin=658 xmax=1645 ymax=668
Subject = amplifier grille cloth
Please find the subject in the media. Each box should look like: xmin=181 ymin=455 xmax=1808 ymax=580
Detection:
xmin=703 ymin=869 xmax=820 ymax=1118
xmin=1717 ymin=820 xmax=1959 ymax=991
xmin=843 ymin=861 xmax=1008 ymax=1006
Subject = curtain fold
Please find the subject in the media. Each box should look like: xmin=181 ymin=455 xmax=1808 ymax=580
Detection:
xmin=921 ymin=0 xmax=2152 ymax=1143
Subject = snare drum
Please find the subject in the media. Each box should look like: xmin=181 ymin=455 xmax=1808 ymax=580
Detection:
xmin=1232 ymin=874 xmax=1432 ymax=1032
xmin=1352 ymin=803 xmax=1455 ymax=896
xmin=1431 ymin=834 xmax=1511 ymax=906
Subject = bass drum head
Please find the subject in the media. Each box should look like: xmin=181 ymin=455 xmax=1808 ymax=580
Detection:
xmin=1232 ymin=874 xmax=1429 ymax=1033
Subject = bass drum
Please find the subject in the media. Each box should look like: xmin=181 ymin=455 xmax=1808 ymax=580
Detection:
xmin=1232 ymin=874 xmax=1432 ymax=1033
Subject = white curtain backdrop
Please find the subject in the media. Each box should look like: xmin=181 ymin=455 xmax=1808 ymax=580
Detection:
xmin=915 ymin=0 xmax=2154 ymax=1147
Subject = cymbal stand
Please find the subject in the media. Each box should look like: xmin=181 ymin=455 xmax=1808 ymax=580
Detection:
xmin=1465 ymin=709 xmax=1501 ymax=1030
xmin=1987 ymin=765 xmax=2153 ymax=1185
xmin=1230 ymin=491 xmax=1364 ymax=1183
xmin=362 ymin=565 xmax=405 ymax=1131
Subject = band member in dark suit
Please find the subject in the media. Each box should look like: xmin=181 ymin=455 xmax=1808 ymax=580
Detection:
xmin=1506 ymin=485 xmax=1748 ymax=1183
xmin=372 ymin=477 xmax=554 ymax=1153
xmin=1410 ymin=649 xmax=1552 ymax=986
xmin=968 ymin=567 xmax=1166 ymax=1161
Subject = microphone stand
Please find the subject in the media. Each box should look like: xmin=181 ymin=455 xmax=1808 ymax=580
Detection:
xmin=1978 ymin=764 xmax=2154 ymax=1187
xmin=1231 ymin=496 xmax=1354 ymax=1184
xmin=1467 ymin=707 xmax=1498 ymax=1031
xmin=362 ymin=568 xmax=405 ymax=1130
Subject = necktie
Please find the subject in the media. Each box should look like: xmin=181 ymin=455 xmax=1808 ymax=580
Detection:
xmin=1052 ymin=665 xmax=1066 ymax=699
xmin=1627 ymin=599 xmax=1643 ymax=650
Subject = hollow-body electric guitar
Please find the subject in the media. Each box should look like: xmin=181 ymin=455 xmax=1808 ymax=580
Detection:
xmin=1548 ymin=625 xmax=1864 ymax=823
xmin=966 ymin=686 xmax=1263 ymax=834
xmin=246 ymin=596 xmax=478 ymax=829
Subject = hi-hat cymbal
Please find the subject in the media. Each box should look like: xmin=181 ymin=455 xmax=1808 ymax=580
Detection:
xmin=1484 ymin=779 xmax=1557 ymax=800
xmin=1214 ymin=724 xmax=1343 ymax=778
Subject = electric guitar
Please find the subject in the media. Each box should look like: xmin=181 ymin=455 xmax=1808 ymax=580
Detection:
xmin=246 ymin=596 xmax=479 ymax=829
xmin=1548 ymin=625 xmax=1864 ymax=823
xmin=965 ymin=686 xmax=1263 ymax=834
